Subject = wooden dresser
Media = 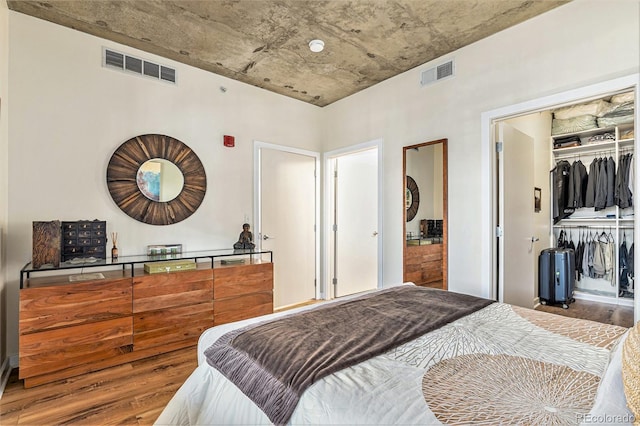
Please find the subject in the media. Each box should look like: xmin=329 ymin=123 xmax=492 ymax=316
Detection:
xmin=19 ymin=251 xmax=273 ymax=387
xmin=404 ymin=243 xmax=444 ymax=289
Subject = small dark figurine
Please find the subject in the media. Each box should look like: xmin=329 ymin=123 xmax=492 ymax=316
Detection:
xmin=233 ymin=223 xmax=255 ymax=249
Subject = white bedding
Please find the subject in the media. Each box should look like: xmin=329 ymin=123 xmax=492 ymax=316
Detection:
xmin=155 ymin=290 xmax=632 ymax=426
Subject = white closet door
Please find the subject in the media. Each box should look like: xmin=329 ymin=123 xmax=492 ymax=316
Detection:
xmin=498 ymin=122 xmax=535 ymax=307
xmin=260 ymin=148 xmax=316 ymax=309
xmin=334 ymin=148 xmax=378 ymax=297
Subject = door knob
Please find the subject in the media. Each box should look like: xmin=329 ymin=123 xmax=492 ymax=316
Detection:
xmin=372 ymin=231 xmax=379 ymax=237
xmin=263 ymin=234 xmax=271 ymax=240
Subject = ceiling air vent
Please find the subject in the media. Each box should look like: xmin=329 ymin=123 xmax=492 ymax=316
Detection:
xmin=102 ymin=47 xmax=176 ymax=85
xmin=421 ymin=59 xmax=455 ymax=87
xmin=160 ymin=66 xmax=176 ymax=83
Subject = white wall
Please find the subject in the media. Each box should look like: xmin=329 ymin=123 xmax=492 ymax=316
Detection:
xmin=322 ymin=0 xmax=639 ymax=297
xmin=5 ymin=12 xmax=322 ymax=355
xmin=0 ymin=0 xmax=9 ymax=367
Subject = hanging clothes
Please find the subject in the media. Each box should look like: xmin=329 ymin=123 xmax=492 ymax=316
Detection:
xmin=585 ymin=234 xmax=596 ymax=278
xmin=575 ymin=233 xmax=584 ymax=282
xmin=604 ymin=231 xmax=615 ymax=284
xmin=552 ymin=161 xmax=574 ymax=223
xmin=567 ymin=160 xmax=588 ymax=208
xmin=629 ymin=242 xmax=634 ymax=282
xmin=628 ymin=153 xmax=634 ymax=206
xmin=606 ymin=156 xmax=615 ymax=207
xmin=620 ymin=238 xmax=629 ymax=291
xmin=585 ymin=158 xmax=598 ymax=207
xmin=616 ymin=153 xmax=633 ymax=209
xmin=594 ymin=158 xmax=608 ymax=211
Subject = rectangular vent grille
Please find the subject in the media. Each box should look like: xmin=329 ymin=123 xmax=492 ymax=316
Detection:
xmin=144 ymin=61 xmax=159 ymax=78
xmin=421 ymin=59 xmax=455 ymax=87
xmin=125 ymin=56 xmax=143 ymax=74
xmin=102 ymin=47 xmax=176 ymax=85
xmin=160 ymin=66 xmax=176 ymax=83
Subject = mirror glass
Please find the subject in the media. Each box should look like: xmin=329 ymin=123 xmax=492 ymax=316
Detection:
xmin=137 ymin=158 xmax=185 ymax=202
xmin=405 ymin=143 xmax=444 ymax=245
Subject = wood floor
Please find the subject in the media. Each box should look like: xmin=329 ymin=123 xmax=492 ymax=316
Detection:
xmin=0 ymin=347 xmax=197 ymax=425
xmin=535 ymin=298 xmax=635 ymax=328
xmin=0 ymin=297 xmax=634 ymax=425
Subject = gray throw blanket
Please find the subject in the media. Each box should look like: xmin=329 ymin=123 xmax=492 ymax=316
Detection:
xmin=205 ymin=285 xmax=494 ymax=425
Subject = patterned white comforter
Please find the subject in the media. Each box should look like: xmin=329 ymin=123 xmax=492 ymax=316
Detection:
xmin=155 ymin=297 xmax=632 ymax=425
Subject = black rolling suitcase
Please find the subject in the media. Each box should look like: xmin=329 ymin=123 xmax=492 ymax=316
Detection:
xmin=538 ymin=248 xmax=576 ymax=309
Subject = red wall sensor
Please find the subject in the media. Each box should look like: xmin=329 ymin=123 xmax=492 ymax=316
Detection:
xmin=223 ymin=135 xmax=235 ymax=147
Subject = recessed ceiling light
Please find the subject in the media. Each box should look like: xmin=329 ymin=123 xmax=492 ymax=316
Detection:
xmin=309 ymin=39 xmax=325 ymax=53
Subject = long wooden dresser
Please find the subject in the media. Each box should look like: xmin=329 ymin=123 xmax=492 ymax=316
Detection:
xmin=19 ymin=249 xmax=273 ymax=388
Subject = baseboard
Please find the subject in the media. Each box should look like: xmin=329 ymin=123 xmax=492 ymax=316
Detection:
xmin=533 ymin=296 xmax=541 ymax=309
xmin=0 ymin=355 xmax=14 ymax=399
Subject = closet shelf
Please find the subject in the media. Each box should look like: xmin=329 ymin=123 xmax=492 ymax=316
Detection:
xmin=553 ymin=140 xmax=617 ymax=157
xmin=552 ymin=126 xmax=616 ymax=141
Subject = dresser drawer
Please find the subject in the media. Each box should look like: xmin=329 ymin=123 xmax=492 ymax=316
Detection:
xmin=86 ymin=246 xmax=105 ymax=256
xmin=214 ymin=291 xmax=273 ymax=325
xmin=78 ymin=238 xmax=92 ymax=246
xmin=19 ymin=316 xmax=133 ymax=380
xmin=77 ymin=221 xmax=93 ymax=231
xmin=133 ymin=269 xmax=213 ymax=313
xmin=213 ymin=262 xmax=273 ymax=299
xmin=133 ymin=302 xmax=213 ymax=350
xmin=20 ymin=278 xmax=132 ymax=334
xmin=62 ymin=222 xmax=77 ymax=232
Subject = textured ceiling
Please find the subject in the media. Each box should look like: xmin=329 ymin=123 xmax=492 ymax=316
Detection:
xmin=7 ymin=0 xmax=569 ymax=107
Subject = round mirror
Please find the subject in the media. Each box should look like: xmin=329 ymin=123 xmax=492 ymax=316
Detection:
xmin=137 ymin=158 xmax=185 ymax=202
xmin=107 ymin=134 xmax=206 ymax=225
xmin=406 ymin=175 xmax=420 ymax=222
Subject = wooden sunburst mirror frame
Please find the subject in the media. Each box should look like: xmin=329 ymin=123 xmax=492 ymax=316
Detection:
xmin=107 ymin=134 xmax=207 ymax=225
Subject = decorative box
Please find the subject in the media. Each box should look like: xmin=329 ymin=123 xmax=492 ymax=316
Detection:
xmin=144 ymin=259 xmax=197 ymax=274
xmin=61 ymin=220 xmax=107 ymax=262
xmin=32 ymin=220 xmax=61 ymax=268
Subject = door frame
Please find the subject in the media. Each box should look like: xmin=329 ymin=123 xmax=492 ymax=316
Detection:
xmin=481 ymin=74 xmax=639 ymax=321
xmin=323 ymin=139 xmax=383 ymax=299
xmin=253 ymin=141 xmax=321 ymax=300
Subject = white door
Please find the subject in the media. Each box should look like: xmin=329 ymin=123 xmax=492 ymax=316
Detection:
xmin=498 ymin=122 xmax=535 ymax=307
xmin=333 ymin=148 xmax=379 ymax=297
xmin=260 ymin=148 xmax=316 ymax=309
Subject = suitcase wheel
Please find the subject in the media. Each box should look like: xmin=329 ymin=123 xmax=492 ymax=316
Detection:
xmin=540 ymin=300 xmax=547 ymax=305
xmin=562 ymin=303 xmax=569 ymax=309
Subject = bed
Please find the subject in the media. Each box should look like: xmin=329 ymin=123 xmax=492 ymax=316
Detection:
xmin=155 ymin=284 xmax=635 ymax=425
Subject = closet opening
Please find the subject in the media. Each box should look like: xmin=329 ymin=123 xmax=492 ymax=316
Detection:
xmin=484 ymin=74 xmax=639 ymax=325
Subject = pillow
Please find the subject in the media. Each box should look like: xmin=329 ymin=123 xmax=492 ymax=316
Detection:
xmin=611 ymin=92 xmax=635 ymax=104
xmin=551 ymin=115 xmax=598 ymax=135
xmin=622 ymin=320 xmax=640 ymax=423
xmin=553 ymin=99 xmax=613 ymax=120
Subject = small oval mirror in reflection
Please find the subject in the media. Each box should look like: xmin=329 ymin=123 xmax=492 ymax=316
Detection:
xmin=136 ymin=158 xmax=185 ymax=202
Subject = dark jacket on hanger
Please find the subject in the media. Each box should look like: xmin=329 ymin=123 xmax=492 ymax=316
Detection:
xmin=552 ymin=160 xmax=574 ymax=223
xmin=567 ymin=160 xmax=588 ymax=208
xmin=616 ymin=153 xmax=633 ymax=209
xmin=585 ymin=158 xmax=599 ymax=207
xmin=606 ymin=156 xmax=615 ymax=207
xmin=594 ymin=158 xmax=608 ymax=211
